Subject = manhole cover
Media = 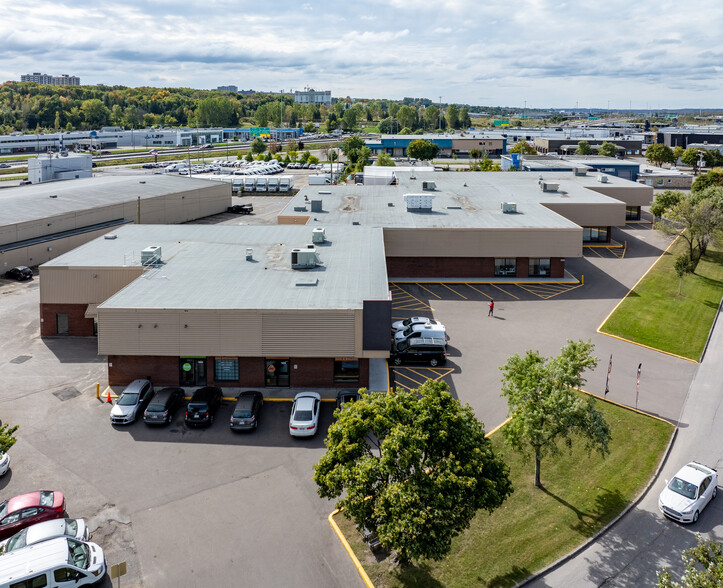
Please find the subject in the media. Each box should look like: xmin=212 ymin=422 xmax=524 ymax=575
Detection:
xmin=53 ymin=387 xmax=81 ymax=401
xmin=10 ymin=355 xmax=31 ymax=364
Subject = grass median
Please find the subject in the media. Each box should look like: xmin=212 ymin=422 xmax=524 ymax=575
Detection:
xmin=334 ymin=395 xmax=673 ymax=588
xmin=600 ymin=236 xmax=723 ymax=361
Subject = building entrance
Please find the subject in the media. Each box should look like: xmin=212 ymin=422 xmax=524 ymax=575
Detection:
xmin=265 ymin=359 xmax=290 ymax=387
xmin=180 ymin=358 xmax=207 ymax=387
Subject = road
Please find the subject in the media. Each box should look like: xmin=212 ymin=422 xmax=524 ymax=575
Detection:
xmin=528 ymin=312 xmax=723 ymax=586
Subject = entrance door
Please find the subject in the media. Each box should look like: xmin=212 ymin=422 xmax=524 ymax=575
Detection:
xmin=265 ymin=359 xmax=290 ymax=387
xmin=180 ymin=358 xmax=207 ymax=386
xmin=56 ymin=313 xmax=69 ymax=336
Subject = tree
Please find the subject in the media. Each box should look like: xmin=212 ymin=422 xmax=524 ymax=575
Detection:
xmin=657 ymin=534 xmax=723 ymax=587
xmin=650 ymin=190 xmax=683 ymax=218
xmin=267 ymin=140 xmax=280 ymax=155
xmin=397 ymin=105 xmax=416 ymax=130
xmin=459 ymin=107 xmax=471 ymax=129
xmin=445 ymin=104 xmax=459 ymax=129
xmin=424 ymin=105 xmax=440 ymax=130
xmin=407 ymin=139 xmax=440 ymax=161
xmin=286 ymin=139 xmax=298 ymax=153
xmin=244 ymin=152 xmax=254 ymax=162
xmin=342 ymin=107 xmax=359 ymax=131
xmin=376 ymin=152 xmax=395 ymax=166
xmin=254 ymin=104 xmax=269 ymax=127
xmin=681 ymin=148 xmax=706 ymax=175
xmin=576 ymin=140 xmax=592 ymax=155
xmin=597 ymin=141 xmax=618 ymax=157
xmin=299 ymin=150 xmax=311 ymax=164
xmin=327 ymin=149 xmax=338 ymax=163
xmin=510 ymin=140 xmax=536 ymax=155
xmin=692 ymin=169 xmax=723 ymax=192
xmin=673 ymin=146 xmax=685 ymax=162
xmin=287 ymin=150 xmax=297 ymax=162
xmin=303 ymin=122 xmax=315 ymax=133
xmin=469 ymin=148 xmax=482 ymax=162
xmin=500 ymin=340 xmax=611 ymax=488
xmin=250 ymin=137 xmax=266 ymax=155
xmin=313 ymin=380 xmax=513 ymax=563
xmin=646 ymin=143 xmax=676 ymax=168
xmin=340 ymin=135 xmax=366 ymax=165
xmin=674 ymin=254 xmax=695 ymax=295
xmin=0 ymin=423 xmax=19 ymax=454
xmin=80 ymin=99 xmax=110 ymax=128
xmin=378 ymin=117 xmax=398 ymax=134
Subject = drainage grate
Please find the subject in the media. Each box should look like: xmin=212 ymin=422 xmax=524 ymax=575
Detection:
xmin=53 ymin=387 xmax=81 ymax=401
xmin=10 ymin=355 xmax=32 ymax=364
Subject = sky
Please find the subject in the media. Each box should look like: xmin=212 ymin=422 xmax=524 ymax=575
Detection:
xmin=2 ymin=0 xmax=722 ymax=110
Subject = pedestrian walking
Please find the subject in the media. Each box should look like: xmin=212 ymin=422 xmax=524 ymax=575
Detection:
xmin=488 ymin=299 xmax=494 ymax=317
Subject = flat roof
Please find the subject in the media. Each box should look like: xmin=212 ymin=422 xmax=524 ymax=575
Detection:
xmin=282 ymin=171 xmax=627 ymax=230
xmin=366 ymin=132 xmax=506 ymax=144
xmin=519 ymin=156 xmax=640 ymax=170
xmin=0 ymin=175 xmax=220 ymax=226
xmin=45 ymin=224 xmax=389 ymax=310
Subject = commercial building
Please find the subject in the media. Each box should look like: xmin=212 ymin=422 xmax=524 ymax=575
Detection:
xmin=365 ymin=133 xmax=507 ymax=158
xmin=39 ymin=224 xmax=391 ymax=388
xmin=221 ymin=128 xmax=300 ymax=142
xmin=27 ymin=153 xmax=92 ymax=184
xmin=501 ymin=154 xmax=641 ymax=182
xmin=637 ymin=166 xmax=694 ymax=190
xmin=20 ymin=73 xmax=80 ymax=86
xmin=278 ymin=170 xmax=653 ymax=279
xmin=655 ymin=127 xmax=723 ymax=148
xmin=1 ymin=175 xmax=229 ymax=271
xmin=217 ymin=85 xmax=238 ymax=92
xmin=294 ymin=89 xmax=332 ymax=106
xmin=534 ymin=137 xmax=643 ymax=156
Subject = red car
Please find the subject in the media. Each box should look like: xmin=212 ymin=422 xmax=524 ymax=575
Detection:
xmin=0 ymin=491 xmax=66 ymax=541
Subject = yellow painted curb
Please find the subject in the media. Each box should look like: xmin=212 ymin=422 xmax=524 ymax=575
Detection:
xmin=597 ymin=332 xmax=698 ymax=363
xmin=485 ymin=417 xmax=511 ymax=438
xmin=573 ymin=387 xmax=675 ymax=425
xmin=328 ymin=509 xmax=375 ymax=588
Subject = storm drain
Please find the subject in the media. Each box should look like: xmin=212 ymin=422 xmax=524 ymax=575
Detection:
xmin=10 ymin=355 xmax=31 ymax=364
xmin=53 ymin=387 xmax=81 ymax=401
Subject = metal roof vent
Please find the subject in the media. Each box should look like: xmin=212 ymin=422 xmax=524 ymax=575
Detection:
xmin=597 ymin=174 xmax=609 ymax=183
xmin=422 ymin=181 xmax=436 ymax=191
xmin=404 ymin=193 xmax=434 ymax=211
xmin=141 ymin=246 xmax=162 ymax=265
xmin=539 ymin=181 xmax=559 ymax=192
xmin=246 ymin=248 xmax=253 ymax=261
xmin=104 ymin=234 xmax=117 ymax=240
xmin=49 ymin=194 xmax=58 ymax=198
xmin=312 ymin=228 xmax=326 ymax=244
xmin=291 ymin=247 xmax=321 ymax=269
xmin=501 ymin=202 xmax=518 ymax=213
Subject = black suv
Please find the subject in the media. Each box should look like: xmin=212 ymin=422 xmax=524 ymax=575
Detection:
xmin=229 ymin=391 xmax=264 ymax=431
xmin=185 ymin=386 xmax=223 ymax=427
xmin=144 ymin=387 xmax=185 ymax=425
xmin=4 ymin=267 xmax=33 ymax=281
xmin=391 ymin=338 xmax=447 ymax=367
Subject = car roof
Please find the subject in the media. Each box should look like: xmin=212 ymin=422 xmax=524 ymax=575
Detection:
xmin=153 ymin=387 xmax=184 ymax=400
xmin=190 ymin=386 xmax=221 ymax=401
xmin=234 ymin=393 xmax=260 ymax=408
xmin=295 ymin=396 xmax=317 ymax=411
xmin=6 ymin=491 xmax=51 ymax=512
xmin=123 ymin=379 xmax=150 ymax=393
xmin=676 ymin=463 xmax=715 ymax=485
xmin=24 ymin=518 xmax=68 ymax=542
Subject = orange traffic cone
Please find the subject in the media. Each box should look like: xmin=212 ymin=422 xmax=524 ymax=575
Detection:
xmin=106 ymin=390 xmax=112 ymax=404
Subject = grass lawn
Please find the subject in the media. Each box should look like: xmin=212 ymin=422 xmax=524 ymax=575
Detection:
xmin=600 ymin=236 xmax=723 ymax=360
xmin=335 ymin=396 xmax=673 ymax=588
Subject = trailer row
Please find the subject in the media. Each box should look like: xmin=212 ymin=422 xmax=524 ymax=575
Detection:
xmin=231 ymin=175 xmax=295 ymax=193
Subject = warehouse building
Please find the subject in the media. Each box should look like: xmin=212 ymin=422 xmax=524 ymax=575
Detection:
xmin=534 ymin=137 xmax=643 ymax=156
xmin=500 ymin=155 xmax=641 ymax=182
xmin=278 ymin=170 xmax=653 ymax=279
xmin=27 ymin=152 xmax=92 ymax=183
xmin=39 ymin=224 xmax=391 ymax=388
xmin=0 ymin=175 xmax=230 ymax=271
xmin=365 ymin=133 xmax=507 ymax=158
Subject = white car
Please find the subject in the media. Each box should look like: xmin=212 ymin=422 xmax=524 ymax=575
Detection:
xmin=110 ymin=379 xmax=154 ymax=425
xmin=289 ymin=392 xmax=321 ymax=437
xmin=0 ymin=452 xmax=9 ymax=476
xmin=394 ymin=320 xmax=446 ymax=344
xmin=658 ymin=462 xmax=718 ymax=523
xmin=391 ymin=316 xmax=432 ymax=333
xmin=0 ymin=518 xmax=89 ymax=553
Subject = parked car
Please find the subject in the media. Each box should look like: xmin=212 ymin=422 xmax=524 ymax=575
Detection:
xmin=0 ymin=491 xmax=66 ymax=541
xmin=336 ymin=389 xmax=360 ymax=411
xmin=0 ymin=518 xmax=89 ymax=553
xmin=394 ymin=320 xmax=446 ymax=344
xmin=143 ymin=387 xmax=185 ymax=425
xmin=391 ymin=316 xmax=432 ymax=333
xmin=227 ymin=203 xmax=254 ymax=214
xmin=658 ymin=462 xmax=718 ymax=523
xmin=230 ymin=391 xmax=264 ymax=431
xmin=0 ymin=452 xmax=9 ymax=477
xmin=289 ymin=392 xmax=321 ymax=437
xmin=391 ymin=337 xmax=447 ymax=367
xmin=110 ymin=379 xmax=154 ymax=425
xmin=4 ymin=266 xmax=33 ymax=281
xmin=185 ymin=386 xmax=223 ymax=427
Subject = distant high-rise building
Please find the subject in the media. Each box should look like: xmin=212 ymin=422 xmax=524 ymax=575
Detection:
xmin=20 ymin=72 xmax=80 ymax=85
xmin=294 ymin=89 xmax=332 ymax=106
xmin=217 ymin=85 xmax=238 ymax=92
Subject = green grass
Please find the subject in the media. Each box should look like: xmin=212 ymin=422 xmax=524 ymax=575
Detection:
xmin=600 ymin=237 xmax=723 ymax=360
xmin=335 ymin=396 xmax=673 ymax=588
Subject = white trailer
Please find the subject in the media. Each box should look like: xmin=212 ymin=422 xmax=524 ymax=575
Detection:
xmin=278 ymin=175 xmax=294 ymax=192
xmin=308 ymin=174 xmax=331 ymax=185
xmin=255 ymin=177 xmax=268 ymax=192
xmin=243 ymin=177 xmax=256 ymax=191
xmin=267 ymin=177 xmax=279 ymax=192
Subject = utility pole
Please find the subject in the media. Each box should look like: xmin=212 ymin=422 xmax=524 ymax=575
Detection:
xmin=439 ymin=96 xmax=442 ymax=131
xmin=280 ymin=90 xmax=283 ymax=129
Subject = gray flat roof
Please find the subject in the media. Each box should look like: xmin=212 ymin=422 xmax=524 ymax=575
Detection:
xmin=283 ymin=171 xmax=627 ymax=230
xmin=0 ymin=175 xmax=219 ymax=226
xmin=45 ymin=224 xmax=389 ymax=310
xmin=520 ymin=156 xmax=640 ymax=170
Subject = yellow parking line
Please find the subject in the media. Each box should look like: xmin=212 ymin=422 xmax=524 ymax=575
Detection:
xmin=439 ymin=283 xmax=468 ymax=299
xmin=490 ymin=284 xmax=520 ymax=299
xmin=465 ymin=283 xmax=493 ymax=299
xmin=415 ymin=283 xmax=441 ymax=299
xmin=390 ymin=283 xmax=434 ymax=311
xmin=539 ymin=283 xmax=585 ymax=299
xmin=584 ymin=247 xmax=605 ymax=258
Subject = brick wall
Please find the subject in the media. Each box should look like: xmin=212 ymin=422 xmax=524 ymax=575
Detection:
xmin=516 ymin=257 xmax=529 ymax=278
xmin=387 ymin=256 xmax=494 ymax=278
xmin=40 ymin=303 xmax=94 ymax=337
xmin=550 ymin=257 xmax=565 ymax=278
xmin=108 ymin=356 xmax=178 ymax=387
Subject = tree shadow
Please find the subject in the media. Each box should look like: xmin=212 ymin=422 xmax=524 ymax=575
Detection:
xmin=487 ymin=565 xmax=533 ymax=588
xmin=391 ymin=561 xmax=445 ymax=588
xmin=538 ymin=486 xmax=627 ymax=537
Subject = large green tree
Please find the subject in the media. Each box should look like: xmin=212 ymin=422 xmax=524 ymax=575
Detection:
xmin=500 ymin=340 xmax=611 ymax=488
xmin=0 ymin=423 xmax=19 ymax=454
xmin=510 ymin=140 xmax=536 ymax=155
xmin=681 ymin=147 xmax=706 ymax=175
xmin=646 ymin=143 xmax=676 ymax=167
xmin=342 ymin=107 xmax=359 ymax=131
xmin=250 ymin=137 xmax=266 ymax=155
xmin=407 ymin=138 xmax=440 ymax=161
xmin=80 ymin=99 xmax=110 ymax=128
xmin=597 ymin=141 xmax=618 ymax=157
xmin=424 ymin=105 xmax=440 ymax=130
xmin=576 ymin=140 xmax=592 ymax=155
xmin=313 ymin=380 xmax=513 ymax=563
xmin=375 ymin=151 xmax=395 ymax=166
xmin=692 ymin=169 xmax=723 ymax=192
xmin=658 ymin=534 xmax=723 ymax=587
xmin=397 ymin=105 xmax=416 ymax=130
xmin=445 ymin=104 xmax=459 ymax=130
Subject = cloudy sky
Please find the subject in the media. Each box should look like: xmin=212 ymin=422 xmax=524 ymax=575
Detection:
xmin=2 ymin=0 xmax=722 ymax=109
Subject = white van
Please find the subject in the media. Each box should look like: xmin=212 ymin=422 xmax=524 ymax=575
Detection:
xmin=0 ymin=537 xmax=106 ymax=588
xmin=394 ymin=320 xmax=447 ymax=345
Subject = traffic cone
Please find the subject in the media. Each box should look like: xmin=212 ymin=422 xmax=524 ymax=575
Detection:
xmin=106 ymin=390 xmax=112 ymax=404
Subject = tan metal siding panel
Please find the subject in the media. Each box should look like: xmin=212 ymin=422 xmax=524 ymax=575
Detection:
xmin=213 ymin=311 xmax=262 ymax=355
xmin=262 ymin=310 xmax=356 ymax=356
xmin=542 ymin=202 xmax=625 ymax=227
xmin=98 ymin=309 xmax=142 ymax=355
xmin=40 ymin=267 xmax=143 ymax=304
xmin=138 ymin=311 xmax=181 ymax=355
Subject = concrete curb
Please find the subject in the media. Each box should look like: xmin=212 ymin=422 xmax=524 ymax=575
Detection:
xmin=514 ymin=426 xmax=679 ymax=587
xmin=699 ymin=296 xmax=723 ymax=362
xmin=328 ymin=509 xmax=375 ymax=588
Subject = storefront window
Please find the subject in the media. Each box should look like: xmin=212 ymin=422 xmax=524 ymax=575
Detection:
xmin=494 ymin=258 xmax=516 ymax=277
xmin=215 ymin=358 xmax=239 ymax=381
xmin=334 ymin=360 xmax=360 ymax=383
xmin=582 ymin=227 xmax=609 ymax=243
xmin=626 ymin=206 xmax=640 ymax=220
xmin=529 ymin=258 xmax=550 ymax=277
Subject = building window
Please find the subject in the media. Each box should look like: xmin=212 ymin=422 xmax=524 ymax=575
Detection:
xmin=626 ymin=206 xmax=640 ymax=220
xmin=529 ymin=258 xmax=550 ymax=277
xmin=215 ymin=358 xmax=239 ymax=381
xmin=494 ymin=258 xmax=516 ymax=277
xmin=334 ymin=360 xmax=360 ymax=383
xmin=582 ymin=227 xmax=609 ymax=242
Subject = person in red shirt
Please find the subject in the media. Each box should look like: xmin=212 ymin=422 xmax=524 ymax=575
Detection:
xmin=488 ymin=299 xmax=494 ymax=317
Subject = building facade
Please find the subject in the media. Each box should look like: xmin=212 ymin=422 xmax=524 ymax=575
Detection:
xmin=294 ymin=89 xmax=332 ymax=106
xmin=20 ymin=73 xmax=80 ymax=85
xmin=366 ymin=133 xmax=507 ymax=158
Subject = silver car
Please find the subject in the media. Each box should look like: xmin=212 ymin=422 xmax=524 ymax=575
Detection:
xmin=110 ymin=379 xmax=154 ymax=425
xmin=0 ymin=518 xmax=89 ymax=553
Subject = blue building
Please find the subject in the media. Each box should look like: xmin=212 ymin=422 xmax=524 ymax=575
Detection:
xmin=366 ymin=133 xmax=507 ymax=158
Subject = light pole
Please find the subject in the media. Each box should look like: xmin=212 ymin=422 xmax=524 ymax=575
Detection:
xmin=439 ymin=96 xmax=442 ymax=131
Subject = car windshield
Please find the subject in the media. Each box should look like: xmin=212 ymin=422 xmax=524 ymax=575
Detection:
xmin=402 ymin=318 xmax=414 ymax=327
xmin=6 ymin=528 xmax=28 ymax=551
xmin=117 ymin=393 xmax=139 ymax=406
xmin=294 ymin=410 xmax=313 ymax=422
xmin=68 ymin=538 xmax=89 ymax=569
xmin=0 ymin=501 xmax=7 ymax=520
xmin=402 ymin=326 xmax=414 ymax=337
xmin=188 ymin=403 xmax=207 ymax=412
xmin=65 ymin=520 xmax=77 ymax=536
xmin=233 ymin=409 xmax=253 ymax=418
xmin=146 ymin=403 xmax=165 ymax=412
xmin=397 ymin=341 xmax=409 ymax=352
xmin=668 ymin=477 xmax=698 ymax=499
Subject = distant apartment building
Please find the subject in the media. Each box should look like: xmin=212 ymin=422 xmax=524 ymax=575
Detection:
xmin=20 ymin=72 xmax=80 ymax=86
xmin=294 ymin=89 xmax=332 ymax=106
xmin=217 ymin=85 xmax=238 ymax=92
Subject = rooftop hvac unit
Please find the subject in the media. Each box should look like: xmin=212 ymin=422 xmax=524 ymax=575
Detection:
xmin=539 ymin=181 xmax=559 ymax=192
xmin=312 ymin=228 xmax=326 ymax=244
xmin=501 ymin=202 xmax=518 ymax=213
xmin=422 ymin=181 xmax=436 ymax=191
xmin=141 ymin=246 xmax=162 ymax=265
xmin=246 ymin=248 xmax=253 ymax=261
xmin=291 ymin=247 xmax=321 ymax=269
xmin=572 ymin=166 xmax=588 ymax=176
xmin=311 ymin=199 xmax=323 ymax=212
xmin=404 ymin=193 xmax=435 ymax=211
xmin=597 ymin=174 xmax=609 ymax=183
